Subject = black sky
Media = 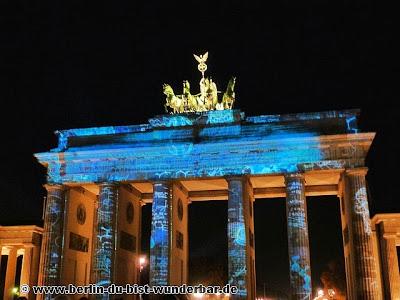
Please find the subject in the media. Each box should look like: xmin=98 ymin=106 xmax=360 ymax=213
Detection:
xmin=0 ymin=0 xmax=398 ymax=295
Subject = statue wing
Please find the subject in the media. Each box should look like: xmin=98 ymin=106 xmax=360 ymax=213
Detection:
xmin=193 ymin=54 xmax=202 ymax=63
xmin=203 ymin=52 xmax=208 ymax=61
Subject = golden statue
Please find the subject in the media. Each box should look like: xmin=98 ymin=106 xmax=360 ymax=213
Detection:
xmin=193 ymin=52 xmax=208 ymax=78
xmin=163 ymin=52 xmax=236 ymax=114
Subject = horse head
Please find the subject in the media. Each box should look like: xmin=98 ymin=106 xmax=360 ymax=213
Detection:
xmin=228 ymin=77 xmax=236 ymax=92
xmin=163 ymin=84 xmax=174 ymax=97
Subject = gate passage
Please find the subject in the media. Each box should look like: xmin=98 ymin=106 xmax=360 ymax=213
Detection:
xmin=34 ymin=106 xmax=378 ymax=299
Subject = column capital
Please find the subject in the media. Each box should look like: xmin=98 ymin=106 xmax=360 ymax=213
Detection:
xmin=284 ymin=172 xmax=305 ymax=183
xmin=97 ymin=181 xmax=120 ymax=187
xmin=345 ymin=167 xmax=368 ymax=177
xmin=224 ymin=175 xmax=248 ymax=182
xmin=153 ymin=180 xmax=173 ymax=185
xmin=44 ymin=183 xmax=65 ymax=192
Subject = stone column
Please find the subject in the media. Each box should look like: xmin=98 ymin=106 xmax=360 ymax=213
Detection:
xmin=41 ymin=184 xmax=66 ymax=288
xmin=91 ymin=182 xmax=119 ymax=297
xmin=227 ymin=176 xmax=255 ymax=300
xmin=114 ymin=185 xmax=143 ymax=288
xmin=149 ymin=181 xmax=172 ymax=286
xmin=344 ymin=168 xmax=378 ymax=299
xmin=4 ymin=247 xmax=17 ymax=300
xmin=285 ymin=173 xmax=312 ymax=300
xmin=30 ymin=238 xmax=42 ymax=298
xmin=20 ymin=246 xmax=33 ymax=298
xmin=0 ymin=245 xmax=2 ymax=278
xmin=380 ymin=233 xmax=400 ymax=299
xmin=169 ymin=183 xmax=189 ymax=285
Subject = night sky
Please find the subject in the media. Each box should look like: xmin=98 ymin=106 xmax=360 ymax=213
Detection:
xmin=1 ymin=1 xmax=397 ymax=296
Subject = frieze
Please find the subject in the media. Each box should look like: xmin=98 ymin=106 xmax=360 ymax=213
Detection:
xmin=43 ymin=109 xmax=362 ymax=152
xmin=36 ymin=111 xmax=374 ymax=184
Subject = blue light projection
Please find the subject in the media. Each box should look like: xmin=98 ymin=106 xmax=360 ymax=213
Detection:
xmin=92 ymin=183 xmax=118 ymax=294
xmin=35 ymin=109 xmax=365 ymax=185
xmin=42 ymin=132 xmax=325 ymax=183
xmin=148 ymin=109 xmax=243 ymax=128
xmin=286 ymin=180 xmax=307 ymax=230
xmin=42 ymin=185 xmax=65 ymax=292
xmin=205 ymin=109 xmax=236 ymax=124
xmin=246 ymin=109 xmax=359 ymax=130
xmin=353 ymin=187 xmax=372 ymax=235
xmin=346 ymin=115 xmax=359 ymax=133
xmin=346 ymin=173 xmax=379 ymax=296
xmin=55 ymin=124 xmax=151 ymax=151
xmin=150 ymin=182 xmax=171 ymax=286
xmin=149 ymin=115 xmax=194 ymax=128
xmin=227 ymin=178 xmax=248 ymax=298
xmin=290 ymin=255 xmax=312 ymax=297
xmin=285 ymin=175 xmax=312 ymax=299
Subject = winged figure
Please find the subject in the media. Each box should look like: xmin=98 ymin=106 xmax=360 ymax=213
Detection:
xmin=193 ymin=52 xmax=209 ymax=75
xmin=193 ymin=52 xmax=208 ymax=64
xmin=162 ymin=52 xmax=236 ymax=113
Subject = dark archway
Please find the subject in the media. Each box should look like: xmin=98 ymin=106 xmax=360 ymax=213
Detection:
xmin=189 ymin=201 xmax=228 ymax=286
xmin=254 ymin=196 xmax=347 ymax=299
xmin=254 ymin=198 xmax=289 ymax=299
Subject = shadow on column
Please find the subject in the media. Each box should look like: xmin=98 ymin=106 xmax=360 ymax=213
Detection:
xmin=397 ymin=247 xmax=400 ymax=273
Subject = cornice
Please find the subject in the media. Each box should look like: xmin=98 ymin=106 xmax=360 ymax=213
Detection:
xmin=35 ymin=132 xmax=375 ymax=164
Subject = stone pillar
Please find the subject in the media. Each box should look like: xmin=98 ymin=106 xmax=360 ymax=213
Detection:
xmin=227 ymin=176 xmax=255 ymax=300
xmin=344 ymin=168 xmax=378 ymax=299
xmin=380 ymin=233 xmax=400 ymax=299
xmin=3 ymin=247 xmax=17 ymax=300
xmin=149 ymin=181 xmax=172 ymax=286
xmin=370 ymin=229 xmax=384 ymax=300
xmin=30 ymin=242 xmax=42 ymax=300
xmin=169 ymin=183 xmax=189 ymax=285
xmin=41 ymin=184 xmax=66 ymax=288
xmin=115 ymin=185 xmax=143 ymax=289
xmin=285 ymin=173 xmax=312 ymax=300
xmin=20 ymin=246 xmax=33 ymax=298
xmin=0 ymin=245 xmax=2 ymax=278
xmin=91 ymin=182 xmax=119 ymax=296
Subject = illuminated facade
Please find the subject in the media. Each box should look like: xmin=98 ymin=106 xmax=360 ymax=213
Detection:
xmin=371 ymin=213 xmax=400 ymax=299
xmin=33 ymin=108 xmax=380 ymax=300
xmin=0 ymin=225 xmax=43 ymax=300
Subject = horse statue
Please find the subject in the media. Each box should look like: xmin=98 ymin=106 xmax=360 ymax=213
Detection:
xmin=163 ymin=84 xmax=184 ymax=114
xmin=182 ymin=80 xmax=197 ymax=112
xmin=222 ymin=77 xmax=236 ymax=109
xmin=163 ymin=73 xmax=235 ymax=113
xmin=209 ymin=78 xmax=218 ymax=108
xmin=203 ymin=78 xmax=218 ymax=110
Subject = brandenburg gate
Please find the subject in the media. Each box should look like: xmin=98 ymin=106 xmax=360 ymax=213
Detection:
xmin=34 ymin=53 xmax=379 ymax=299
